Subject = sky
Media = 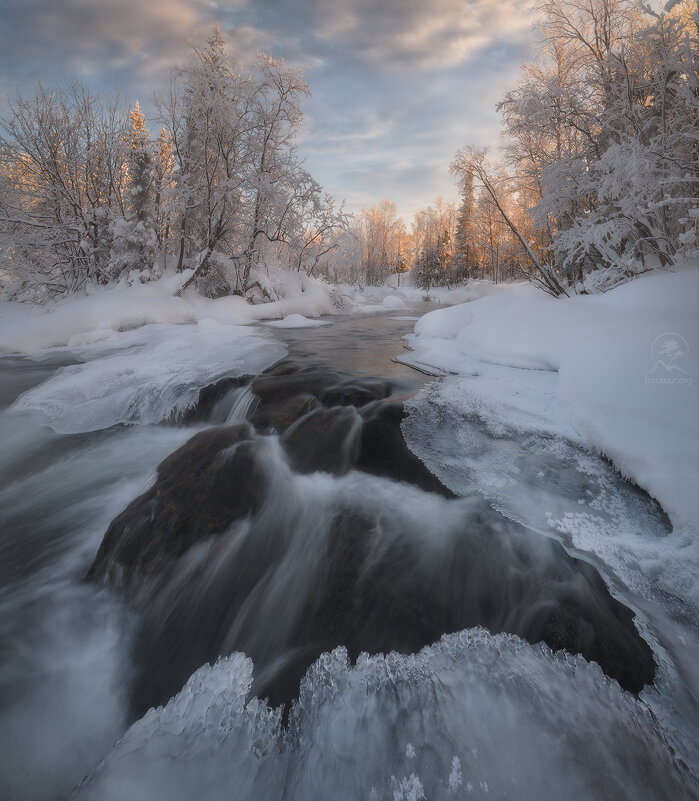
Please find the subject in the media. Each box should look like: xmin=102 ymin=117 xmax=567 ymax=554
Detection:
xmin=0 ymin=0 xmax=538 ymax=221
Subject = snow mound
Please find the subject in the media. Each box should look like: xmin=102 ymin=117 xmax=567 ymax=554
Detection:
xmin=0 ymin=269 xmax=341 ymax=355
xmin=264 ymin=314 xmax=331 ymax=328
xmin=382 ymin=294 xmax=406 ymax=310
xmin=406 ymin=267 xmax=699 ymax=534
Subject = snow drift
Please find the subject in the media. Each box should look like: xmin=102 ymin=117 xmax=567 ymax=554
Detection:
xmin=0 ymin=269 xmax=338 ymax=355
xmin=404 ymin=267 xmax=699 ymax=535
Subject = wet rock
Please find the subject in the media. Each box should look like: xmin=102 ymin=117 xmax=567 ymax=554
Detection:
xmin=87 ymin=423 xmax=266 ymax=585
xmin=282 ymin=405 xmax=362 ymax=474
xmin=176 ymin=376 xmax=252 ymax=424
xmin=357 ymin=402 xmax=455 ymax=496
xmin=87 ymin=358 xmax=656 ymax=718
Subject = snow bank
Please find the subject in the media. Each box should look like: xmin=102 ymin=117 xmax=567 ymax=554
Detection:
xmin=0 ymin=270 xmax=339 ymax=355
xmin=405 ymin=267 xmax=699 ymax=534
xmin=0 ymin=276 xmax=198 ymax=354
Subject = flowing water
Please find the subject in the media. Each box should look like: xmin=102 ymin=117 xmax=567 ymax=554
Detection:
xmin=0 ymin=308 xmax=696 ymax=801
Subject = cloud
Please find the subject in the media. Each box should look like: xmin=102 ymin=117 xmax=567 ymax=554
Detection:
xmin=0 ymin=0 xmax=535 ymax=218
xmin=310 ymin=0 xmax=535 ymax=69
xmin=0 ymin=0 xmax=209 ymax=77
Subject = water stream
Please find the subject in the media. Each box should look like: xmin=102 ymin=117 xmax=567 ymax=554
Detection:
xmin=0 ymin=307 xmax=695 ymax=801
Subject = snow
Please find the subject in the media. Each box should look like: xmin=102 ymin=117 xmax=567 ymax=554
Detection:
xmin=382 ymin=294 xmax=405 ymax=310
xmin=0 ymin=269 xmax=339 ymax=355
xmin=0 ymin=269 xmax=354 ymax=433
xmin=264 ymin=314 xmax=331 ymax=328
xmin=334 ymin=280 xmax=498 ymax=314
xmin=404 ymin=267 xmax=699 ymax=536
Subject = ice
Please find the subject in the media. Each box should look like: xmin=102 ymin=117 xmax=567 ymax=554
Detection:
xmin=11 ymin=321 xmax=286 ymax=433
xmin=391 ymin=774 xmax=425 ymax=800
xmin=447 ymin=756 xmax=462 ymax=792
xmin=402 ymin=381 xmax=698 ymax=613
xmin=73 ymin=630 xmax=691 ymax=801
xmin=405 ymin=267 xmax=699 ymax=534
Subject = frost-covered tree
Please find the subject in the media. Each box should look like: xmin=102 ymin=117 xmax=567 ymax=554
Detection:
xmin=109 ymin=102 xmax=159 ymax=281
xmin=453 ymin=0 xmax=697 ymax=293
xmin=0 ymin=81 xmax=128 ymax=298
xmin=529 ymin=0 xmax=698 ymax=279
xmin=159 ymin=30 xmax=318 ymax=298
xmin=287 ymin=183 xmax=351 ymax=276
xmin=236 ymin=55 xmax=310 ymax=293
xmin=359 ymin=200 xmax=406 ymax=286
xmin=159 ymin=28 xmax=252 ymax=295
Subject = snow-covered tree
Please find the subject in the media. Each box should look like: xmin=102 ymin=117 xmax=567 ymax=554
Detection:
xmin=0 ymin=81 xmax=128 ymax=297
xmin=451 ymin=0 xmax=697 ymax=293
xmin=358 ymin=200 xmax=406 ymax=286
xmin=109 ymin=102 xmax=159 ymax=281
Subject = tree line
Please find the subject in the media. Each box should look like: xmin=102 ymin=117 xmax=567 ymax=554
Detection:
xmin=0 ymin=29 xmax=349 ymax=301
xmin=2 ymin=1 xmax=696 ymax=302
xmin=452 ymin=0 xmax=698 ymax=295
xmin=327 ymin=0 xmax=697 ymax=295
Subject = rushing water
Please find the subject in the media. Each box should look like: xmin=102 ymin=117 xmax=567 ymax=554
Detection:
xmin=0 ymin=308 xmax=696 ymax=801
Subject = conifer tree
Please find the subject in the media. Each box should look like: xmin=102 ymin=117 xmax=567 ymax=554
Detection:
xmin=109 ymin=101 xmax=158 ymax=280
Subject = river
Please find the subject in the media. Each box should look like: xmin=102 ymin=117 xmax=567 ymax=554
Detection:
xmin=0 ymin=306 xmax=696 ymax=801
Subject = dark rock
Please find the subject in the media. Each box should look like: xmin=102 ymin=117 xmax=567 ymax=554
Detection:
xmin=87 ymin=423 xmax=266 ymax=585
xmin=176 ymin=376 xmax=252 ymax=424
xmin=250 ymin=392 xmax=320 ymax=434
xmin=282 ymin=405 xmax=362 ymax=474
xmin=87 ymin=358 xmax=656 ymax=719
xmin=357 ymin=401 xmax=456 ymax=497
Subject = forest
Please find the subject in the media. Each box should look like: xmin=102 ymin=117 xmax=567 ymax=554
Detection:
xmin=1 ymin=0 xmax=696 ymax=303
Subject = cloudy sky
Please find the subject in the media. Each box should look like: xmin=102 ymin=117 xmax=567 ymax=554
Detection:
xmin=0 ymin=0 xmax=537 ymax=220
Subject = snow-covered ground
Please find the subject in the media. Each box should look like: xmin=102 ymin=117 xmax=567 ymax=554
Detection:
xmin=402 ymin=267 xmax=698 ymax=536
xmin=0 ymin=270 xmax=339 ymax=355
